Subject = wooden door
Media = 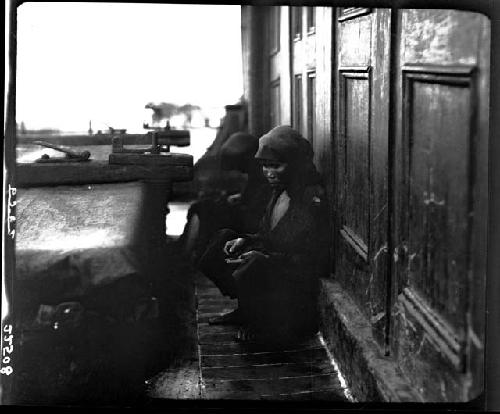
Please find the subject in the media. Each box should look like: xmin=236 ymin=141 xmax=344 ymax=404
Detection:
xmin=267 ymin=6 xmax=291 ymax=129
xmin=291 ymin=7 xmax=317 ymax=146
xmin=333 ymin=8 xmax=392 ymax=348
xmin=392 ymin=9 xmax=490 ymax=401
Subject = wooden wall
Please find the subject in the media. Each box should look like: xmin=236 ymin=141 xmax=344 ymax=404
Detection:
xmin=242 ymin=5 xmax=489 ymax=402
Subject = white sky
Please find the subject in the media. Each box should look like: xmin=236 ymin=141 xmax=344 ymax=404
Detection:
xmin=15 ymin=2 xmax=243 ymax=132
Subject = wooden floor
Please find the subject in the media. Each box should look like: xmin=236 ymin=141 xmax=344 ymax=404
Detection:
xmin=147 ymin=273 xmax=349 ymax=401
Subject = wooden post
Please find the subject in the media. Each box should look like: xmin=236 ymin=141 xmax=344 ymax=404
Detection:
xmin=137 ymin=178 xmax=172 ymax=280
xmin=242 ymin=6 xmax=269 ymax=137
xmin=108 ymin=152 xmax=193 ymax=280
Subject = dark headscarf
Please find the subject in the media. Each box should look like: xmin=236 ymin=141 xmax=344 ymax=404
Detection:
xmin=255 ymin=126 xmax=321 ymax=198
xmin=220 ymin=132 xmax=259 ymax=173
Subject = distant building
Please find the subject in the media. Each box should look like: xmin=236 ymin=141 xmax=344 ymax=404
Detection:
xmin=144 ymin=103 xmax=223 ymax=129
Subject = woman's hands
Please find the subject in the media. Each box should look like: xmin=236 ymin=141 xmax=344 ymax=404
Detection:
xmin=224 ymin=238 xmax=269 ymax=263
xmin=238 ymin=250 xmax=269 ymax=262
xmin=223 ymin=237 xmax=246 ymax=256
xmin=226 ymin=193 xmax=242 ymax=206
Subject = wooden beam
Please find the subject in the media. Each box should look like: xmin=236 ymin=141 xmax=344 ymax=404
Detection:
xmin=16 ymin=132 xmax=190 ymax=147
xmin=16 ymin=160 xmax=193 ymax=187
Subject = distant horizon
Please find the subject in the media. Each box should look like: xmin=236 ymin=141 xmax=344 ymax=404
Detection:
xmin=16 ymin=3 xmax=243 ymax=133
xmin=16 ymin=101 xmax=227 ymax=134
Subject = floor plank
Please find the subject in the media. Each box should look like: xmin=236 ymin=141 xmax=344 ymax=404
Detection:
xmin=201 ymin=346 xmax=327 ymax=367
xmin=150 ymin=268 xmax=349 ymax=402
xmin=203 ymin=373 xmax=343 ymax=399
xmin=202 ymin=361 xmax=335 ymax=381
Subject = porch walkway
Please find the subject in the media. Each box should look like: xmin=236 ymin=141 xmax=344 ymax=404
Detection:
xmin=147 ymin=272 xmax=349 ymax=401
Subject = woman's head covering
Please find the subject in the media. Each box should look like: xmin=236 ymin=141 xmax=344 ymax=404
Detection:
xmin=220 ymin=132 xmax=259 ymax=172
xmin=255 ymin=126 xmax=321 ymax=196
xmin=255 ymin=125 xmax=314 ymax=164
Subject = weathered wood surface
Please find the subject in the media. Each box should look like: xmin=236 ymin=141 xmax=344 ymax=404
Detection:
xmin=392 ymin=9 xmax=490 ymax=401
xmin=16 ymin=132 xmax=190 ymax=146
xmin=148 ymin=273 xmax=348 ymax=401
xmin=201 ymin=346 xmax=327 ymax=368
xmin=108 ymin=153 xmax=192 ymax=167
xmin=334 ymin=9 xmax=392 ymax=347
xmin=16 ymin=143 xmax=193 ymax=187
xmin=16 ymin=160 xmax=193 ymax=187
xmin=17 ymin=144 xmax=120 ymax=163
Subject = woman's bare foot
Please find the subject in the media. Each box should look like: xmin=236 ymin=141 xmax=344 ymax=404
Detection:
xmin=208 ymin=308 xmax=242 ymax=325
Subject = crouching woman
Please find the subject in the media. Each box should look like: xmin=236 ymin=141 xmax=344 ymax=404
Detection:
xmin=199 ymin=126 xmax=330 ymax=345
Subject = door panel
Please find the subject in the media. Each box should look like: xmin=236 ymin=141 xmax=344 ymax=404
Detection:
xmin=270 ymin=80 xmax=280 ymax=127
xmin=306 ymin=71 xmax=316 ymax=143
xmin=267 ymin=6 xmax=291 ymax=129
xmin=393 ymin=9 xmax=489 ymax=401
xmin=334 ymin=9 xmax=391 ymax=347
xmin=338 ymin=13 xmax=372 ymax=65
xmin=293 ymin=74 xmax=303 ymax=133
xmin=291 ymin=6 xmax=316 ymax=142
xmin=341 ymin=70 xmax=370 ymax=248
xmin=406 ymin=69 xmax=472 ymax=328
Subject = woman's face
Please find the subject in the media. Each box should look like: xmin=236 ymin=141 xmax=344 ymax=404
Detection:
xmin=262 ymin=161 xmax=289 ymax=187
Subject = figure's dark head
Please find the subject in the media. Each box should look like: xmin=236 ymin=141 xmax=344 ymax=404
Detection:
xmin=255 ymin=126 xmax=320 ymax=193
xmin=220 ymin=132 xmax=259 ymax=173
xmin=255 ymin=126 xmax=313 ymax=163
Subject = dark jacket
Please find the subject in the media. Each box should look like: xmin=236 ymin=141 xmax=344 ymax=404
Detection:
xmin=240 ymin=183 xmax=329 ymax=290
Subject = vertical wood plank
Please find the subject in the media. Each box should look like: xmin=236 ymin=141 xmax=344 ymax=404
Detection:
xmin=314 ymin=7 xmax=334 ymax=274
xmin=369 ymin=9 xmax=392 ymax=348
xmin=314 ymin=7 xmax=333 ymax=180
xmin=468 ymin=14 xmax=490 ymax=400
xmin=279 ymin=6 xmax=292 ymax=126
